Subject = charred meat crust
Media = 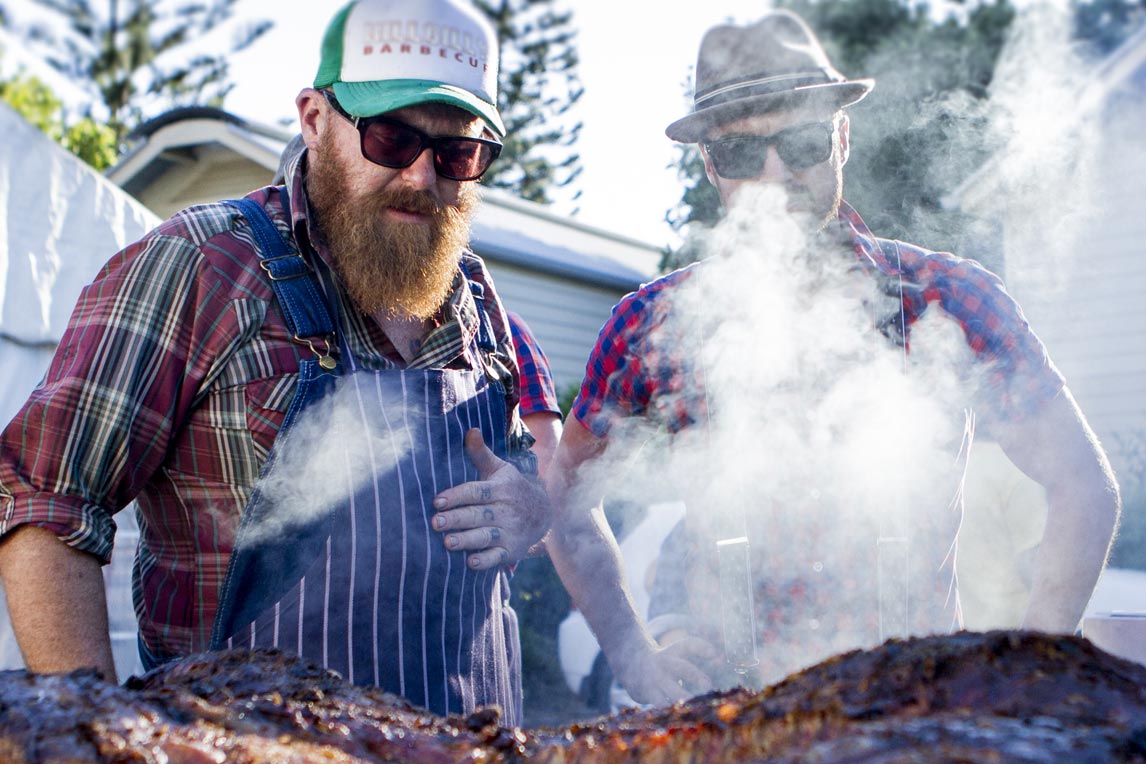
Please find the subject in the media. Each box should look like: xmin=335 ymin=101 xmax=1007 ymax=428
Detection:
xmin=1 ymin=631 xmax=1144 ymax=763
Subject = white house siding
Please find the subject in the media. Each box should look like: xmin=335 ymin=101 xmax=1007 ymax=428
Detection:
xmin=478 ymin=259 xmax=633 ymax=394
xmin=1005 ymin=81 xmax=1146 ymax=483
xmin=129 ymin=146 xmax=278 ymax=220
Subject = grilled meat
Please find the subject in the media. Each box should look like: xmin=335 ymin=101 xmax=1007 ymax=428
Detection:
xmin=522 ymin=630 xmax=1146 ymax=763
xmin=1 ymin=631 xmax=1143 ymax=763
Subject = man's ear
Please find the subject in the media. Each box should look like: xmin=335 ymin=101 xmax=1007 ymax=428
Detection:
xmin=296 ymin=88 xmax=328 ymax=153
xmin=700 ymin=144 xmax=720 ymax=188
xmin=838 ymin=112 xmax=851 ymax=167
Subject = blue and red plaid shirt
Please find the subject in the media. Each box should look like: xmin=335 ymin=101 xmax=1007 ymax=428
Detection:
xmin=572 ymin=200 xmax=1064 ymax=437
xmin=506 ymin=311 xmax=561 ymax=418
xmin=573 ymin=201 xmax=1067 ymax=682
xmin=0 ymin=155 xmax=526 ymax=659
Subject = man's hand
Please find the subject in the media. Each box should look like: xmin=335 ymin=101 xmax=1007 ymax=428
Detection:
xmin=431 ymin=428 xmax=552 ymax=570
xmin=610 ymin=631 xmax=719 ymax=705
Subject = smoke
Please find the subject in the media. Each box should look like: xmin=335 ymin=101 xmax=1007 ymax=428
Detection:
xmin=979 ymin=2 xmax=1100 ymax=297
xmin=576 ymin=184 xmax=980 ymax=684
xmin=239 ymin=376 xmax=415 ymax=548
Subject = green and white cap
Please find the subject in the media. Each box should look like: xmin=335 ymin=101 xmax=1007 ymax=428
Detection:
xmin=314 ymin=0 xmax=505 ymax=137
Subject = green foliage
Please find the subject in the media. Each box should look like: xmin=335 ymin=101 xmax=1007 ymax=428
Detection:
xmin=509 ymin=555 xmax=589 ymax=724
xmin=556 ymin=381 xmax=579 ymax=419
xmin=662 ymin=142 xmax=721 ymax=272
xmin=0 ymin=67 xmax=63 ymax=138
xmin=64 ymin=116 xmax=117 ymax=169
xmin=474 ymin=0 xmax=584 ymax=209
xmin=0 ymin=51 xmax=118 ymax=169
xmin=19 ymin=0 xmax=271 ymax=147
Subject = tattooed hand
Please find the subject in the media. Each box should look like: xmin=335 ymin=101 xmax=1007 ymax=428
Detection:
xmin=430 ymin=429 xmax=553 ymax=570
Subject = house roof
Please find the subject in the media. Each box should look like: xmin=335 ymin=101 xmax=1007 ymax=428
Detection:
xmin=106 ymin=108 xmax=662 ymax=291
xmin=107 ymin=107 xmax=293 ymax=201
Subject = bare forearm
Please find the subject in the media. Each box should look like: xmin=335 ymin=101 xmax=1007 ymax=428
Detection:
xmin=547 ymin=502 xmax=655 ymax=665
xmin=1022 ymin=480 xmax=1120 ymax=632
xmin=998 ymin=388 xmax=1121 ymax=633
xmin=544 ymin=420 xmax=717 ymax=702
xmin=0 ymin=525 xmax=116 ymax=680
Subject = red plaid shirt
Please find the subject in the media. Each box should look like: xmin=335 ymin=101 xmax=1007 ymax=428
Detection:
xmin=507 ymin=311 xmax=561 ymax=418
xmin=0 ymin=159 xmax=523 ymax=659
xmin=572 ymin=200 xmax=1064 ymax=436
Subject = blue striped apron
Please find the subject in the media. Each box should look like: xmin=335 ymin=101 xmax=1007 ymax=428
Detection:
xmin=207 ymin=198 xmax=522 ymax=724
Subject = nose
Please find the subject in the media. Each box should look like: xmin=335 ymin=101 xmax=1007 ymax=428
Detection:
xmin=757 ymin=145 xmax=794 ymax=183
xmin=400 ymin=147 xmax=438 ymax=189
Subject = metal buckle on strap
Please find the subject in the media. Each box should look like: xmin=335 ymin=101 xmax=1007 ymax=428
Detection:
xmin=294 ymin=333 xmax=338 ymax=370
xmin=259 ymin=254 xmax=310 ymax=281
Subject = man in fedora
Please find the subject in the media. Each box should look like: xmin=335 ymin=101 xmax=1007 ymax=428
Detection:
xmin=0 ymin=0 xmax=548 ymax=723
xmin=543 ymin=10 xmax=1119 ymax=703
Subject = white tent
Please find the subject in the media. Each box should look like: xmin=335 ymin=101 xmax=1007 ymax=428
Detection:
xmin=0 ymin=102 xmax=160 ymax=676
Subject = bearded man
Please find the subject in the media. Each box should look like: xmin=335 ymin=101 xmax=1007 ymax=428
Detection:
xmin=545 ymin=10 xmax=1119 ymax=705
xmin=0 ymin=0 xmax=548 ymax=724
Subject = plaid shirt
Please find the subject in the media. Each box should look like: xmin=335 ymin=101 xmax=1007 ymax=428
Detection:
xmin=506 ymin=311 xmax=561 ymax=417
xmin=574 ymin=201 xmax=1066 ymax=682
xmin=572 ymin=200 xmax=1064 ymax=437
xmin=0 ymin=156 xmax=524 ymax=658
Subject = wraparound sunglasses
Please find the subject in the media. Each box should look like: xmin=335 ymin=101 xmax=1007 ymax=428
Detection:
xmin=322 ymin=90 xmax=502 ymax=181
xmin=704 ymin=121 xmax=835 ymax=179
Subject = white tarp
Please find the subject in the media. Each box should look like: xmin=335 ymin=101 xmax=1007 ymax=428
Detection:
xmin=0 ymin=102 xmax=160 ymax=677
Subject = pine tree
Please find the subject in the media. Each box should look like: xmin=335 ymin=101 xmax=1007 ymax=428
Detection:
xmin=1073 ymin=0 xmax=1146 ymax=55
xmin=16 ymin=0 xmax=271 ymax=148
xmin=473 ymin=0 xmax=584 ymax=211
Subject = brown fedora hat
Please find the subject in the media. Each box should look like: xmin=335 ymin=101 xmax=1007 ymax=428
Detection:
xmin=666 ymin=10 xmax=874 ymax=143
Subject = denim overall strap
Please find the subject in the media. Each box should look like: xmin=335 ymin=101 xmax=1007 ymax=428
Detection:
xmin=205 ymin=198 xmax=344 ymax=660
xmin=459 ymin=257 xmax=498 ymax=355
xmin=227 ymin=197 xmax=336 ymax=343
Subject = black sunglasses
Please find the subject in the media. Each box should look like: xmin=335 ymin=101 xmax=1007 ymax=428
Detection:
xmin=322 ymin=90 xmax=502 ymax=181
xmin=703 ymin=121 xmax=835 ymax=179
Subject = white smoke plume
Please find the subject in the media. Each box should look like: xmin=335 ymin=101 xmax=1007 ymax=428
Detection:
xmin=574 ymin=183 xmax=981 ymax=684
xmin=239 ymin=376 xmax=415 ymax=548
xmin=978 ymin=2 xmax=1099 ymax=297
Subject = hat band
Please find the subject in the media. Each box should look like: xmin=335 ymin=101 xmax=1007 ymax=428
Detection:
xmin=695 ymin=71 xmax=836 ymax=108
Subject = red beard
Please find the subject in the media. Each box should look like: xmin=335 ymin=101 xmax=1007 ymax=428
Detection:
xmin=306 ymin=134 xmax=478 ymax=320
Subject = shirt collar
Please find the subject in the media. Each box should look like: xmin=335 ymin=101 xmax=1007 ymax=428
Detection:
xmin=827 ymin=200 xmax=900 ymax=276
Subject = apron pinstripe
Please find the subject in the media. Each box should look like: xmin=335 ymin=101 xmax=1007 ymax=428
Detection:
xmin=208 ymin=198 xmax=522 ymax=724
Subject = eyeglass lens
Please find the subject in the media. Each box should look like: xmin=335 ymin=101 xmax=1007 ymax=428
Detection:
xmin=359 ymin=117 xmax=500 ymax=181
xmin=706 ymin=122 xmax=834 ymax=179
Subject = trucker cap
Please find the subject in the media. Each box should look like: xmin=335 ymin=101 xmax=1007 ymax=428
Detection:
xmin=314 ymin=0 xmax=505 ymax=137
